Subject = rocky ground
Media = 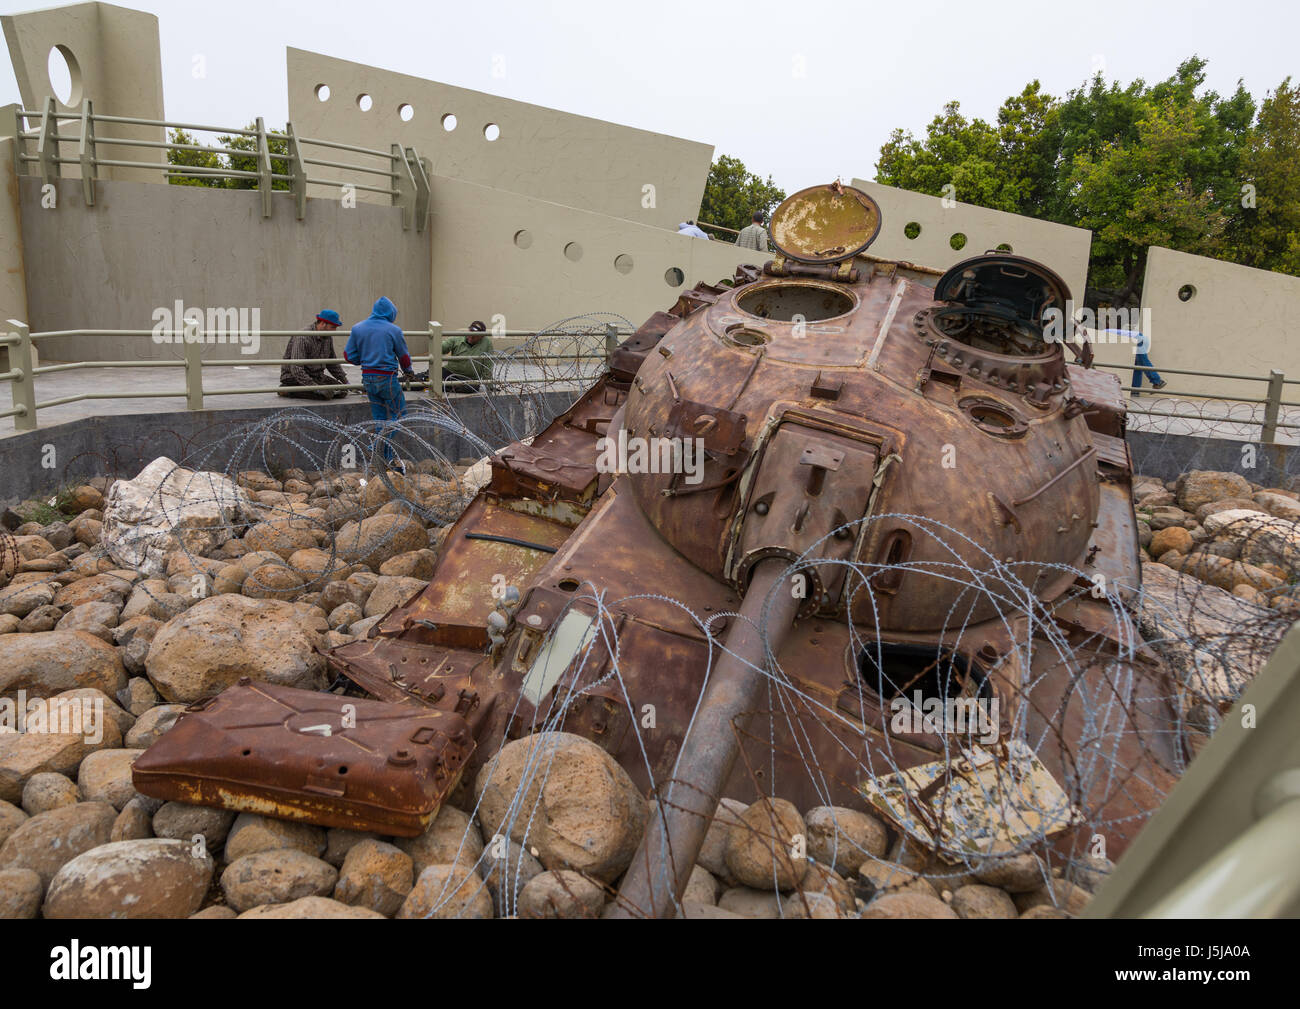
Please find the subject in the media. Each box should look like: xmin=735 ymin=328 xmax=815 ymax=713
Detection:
xmin=0 ymin=463 xmax=1289 ymax=919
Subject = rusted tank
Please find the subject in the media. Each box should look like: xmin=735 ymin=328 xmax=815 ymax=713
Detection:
xmin=326 ymin=183 xmax=1180 ymax=915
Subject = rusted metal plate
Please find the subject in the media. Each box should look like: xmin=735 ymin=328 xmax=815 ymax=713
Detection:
xmin=377 ymin=494 xmax=571 ymax=649
xmin=1091 ymin=430 xmax=1131 ymax=473
xmin=131 ymin=680 xmax=474 ymax=836
xmin=1067 ymin=363 xmax=1126 ymax=438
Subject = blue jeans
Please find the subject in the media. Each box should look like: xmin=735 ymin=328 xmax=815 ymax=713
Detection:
xmin=1132 ymin=352 xmax=1164 ymax=389
xmin=362 ymin=373 xmax=406 ymax=462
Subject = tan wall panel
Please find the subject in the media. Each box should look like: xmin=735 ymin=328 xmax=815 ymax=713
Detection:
xmin=0 ymin=114 xmax=30 ymax=348
xmin=428 ymin=176 xmax=767 ymax=332
xmin=2 ymin=2 xmax=165 ymax=183
xmin=850 ymin=179 xmax=1092 ymax=302
xmin=19 ymin=176 xmax=430 ymax=363
xmin=287 ymin=48 xmax=711 ymax=230
xmin=1089 ymin=246 xmax=1300 ymax=402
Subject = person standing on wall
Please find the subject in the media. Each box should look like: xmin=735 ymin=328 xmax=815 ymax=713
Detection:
xmin=344 ymin=296 xmax=415 ymax=472
xmin=735 ymin=210 xmax=769 ymax=251
xmin=278 ymin=309 xmax=350 ymax=399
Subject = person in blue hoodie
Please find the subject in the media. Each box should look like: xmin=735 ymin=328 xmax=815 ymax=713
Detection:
xmin=344 ymin=296 xmax=415 ymax=470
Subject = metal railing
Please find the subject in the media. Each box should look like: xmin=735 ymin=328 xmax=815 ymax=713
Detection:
xmin=1093 ymin=361 xmax=1300 ymax=443
xmin=0 ymin=321 xmax=625 ymax=431
xmin=12 ymin=99 xmax=431 ymax=231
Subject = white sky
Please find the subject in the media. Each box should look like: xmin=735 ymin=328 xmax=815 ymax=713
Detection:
xmin=2 ymin=0 xmax=1296 ymax=195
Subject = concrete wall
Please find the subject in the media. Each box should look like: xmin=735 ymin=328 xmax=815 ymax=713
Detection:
xmin=1089 ymin=246 xmax=1300 ymax=401
xmin=850 ymin=179 xmax=1092 ymax=303
xmin=0 ymin=113 xmax=29 ymax=369
xmin=286 ymin=48 xmax=712 ymax=231
xmin=428 ymin=175 xmax=767 ymax=331
xmin=18 ymin=176 xmax=430 ymax=361
xmin=2 ymin=2 xmax=165 ymax=183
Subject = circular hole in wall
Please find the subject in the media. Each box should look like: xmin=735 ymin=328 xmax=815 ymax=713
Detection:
xmin=513 ymin=229 xmax=533 ymax=250
xmin=665 ymin=267 xmax=685 ymax=287
xmin=314 ymin=83 xmax=331 ymax=102
xmin=949 ymin=232 xmax=968 ymax=251
xmin=442 ymin=113 xmax=458 ymax=131
xmin=483 ymin=123 xmax=500 ymax=141
xmin=356 ymin=93 xmax=373 ymax=112
xmin=563 ymin=242 xmax=583 ymax=262
xmin=995 ymin=242 xmax=1013 ymax=252
xmin=1178 ymin=284 xmax=1197 ymax=302
xmin=613 ymin=254 xmax=634 ymax=275
xmin=904 ymin=221 xmax=921 ymax=240
xmin=47 ymin=45 xmax=82 ymax=107
xmin=398 ymin=103 xmax=414 ymax=122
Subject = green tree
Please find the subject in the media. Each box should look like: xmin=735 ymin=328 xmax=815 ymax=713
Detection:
xmin=699 ymin=155 xmax=785 ymax=234
xmin=165 ymin=128 xmax=223 ymax=186
xmin=218 ymin=125 xmax=291 ymax=191
xmin=1235 ymin=78 xmax=1300 ymax=274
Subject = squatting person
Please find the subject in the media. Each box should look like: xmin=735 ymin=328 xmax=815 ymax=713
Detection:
xmin=278 ymin=308 xmax=350 ymax=399
xmin=440 ymin=320 xmax=495 ymax=393
xmin=344 ymin=296 xmax=416 ymax=470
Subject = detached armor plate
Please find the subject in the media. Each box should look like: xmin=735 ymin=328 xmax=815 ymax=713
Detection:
xmin=132 ymin=680 xmax=475 ymax=836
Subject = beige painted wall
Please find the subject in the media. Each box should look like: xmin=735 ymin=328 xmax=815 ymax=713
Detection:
xmin=0 ymin=110 xmax=30 ymax=365
xmin=1089 ymin=246 xmax=1300 ymax=401
xmin=19 ymin=176 xmax=430 ymax=362
xmin=429 ymin=175 xmax=767 ymax=332
xmin=286 ymin=48 xmax=712 ymax=231
xmin=850 ymin=179 xmax=1092 ymax=303
xmin=2 ymin=2 xmax=165 ymax=183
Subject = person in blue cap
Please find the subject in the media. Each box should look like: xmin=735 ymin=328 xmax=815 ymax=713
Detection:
xmin=344 ymin=297 xmax=416 ymax=471
xmin=278 ymin=309 xmax=350 ymax=399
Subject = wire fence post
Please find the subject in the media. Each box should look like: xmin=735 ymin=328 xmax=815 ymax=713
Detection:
xmin=429 ymin=322 xmax=443 ymax=394
xmin=8 ymin=320 xmax=37 ymax=431
xmin=184 ymin=334 xmax=205 ymax=412
xmin=1261 ymin=369 xmax=1285 ymax=444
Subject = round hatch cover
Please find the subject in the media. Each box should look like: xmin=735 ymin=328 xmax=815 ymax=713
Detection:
xmin=768 ymin=183 xmax=882 ymax=265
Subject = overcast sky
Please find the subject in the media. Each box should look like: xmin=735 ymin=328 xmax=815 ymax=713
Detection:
xmin=2 ymin=0 xmax=1296 ymax=195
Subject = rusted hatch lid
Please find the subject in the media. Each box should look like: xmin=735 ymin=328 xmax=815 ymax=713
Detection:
xmin=934 ymin=253 xmax=1072 ymax=329
xmin=768 ymin=182 xmax=882 ymax=265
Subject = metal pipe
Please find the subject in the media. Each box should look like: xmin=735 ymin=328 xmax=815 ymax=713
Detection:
xmin=301 ymin=156 xmax=398 ymax=177
xmin=611 ymin=557 xmax=803 ymax=918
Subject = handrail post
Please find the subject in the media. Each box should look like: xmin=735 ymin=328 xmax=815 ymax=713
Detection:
xmin=255 ymin=116 xmax=272 ymax=219
xmin=406 ymin=147 xmax=431 ymax=233
xmin=1261 ymin=369 xmax=1285 ymax=444
xmin=8 ymin=320 xmax=37 ymax=431
xmin=429 ymin=322 xmax=443 ymax=395
xmin=37 ymin=96 xmax=60 ymax=190
xmin=604 ymin=323 xmax=618 ymax=365
xmin=78 ymin=98 xmax=96 ymax=205
xmin=392 ymin=143 xmax=415 ymax=230
xmin=286 ymin=121 xmax=307 ymax=221
xmin=183 ymin=331 xmax=204 ymax=411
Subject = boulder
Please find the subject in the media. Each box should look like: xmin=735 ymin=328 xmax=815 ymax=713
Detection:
xmin=519 ymin=869 xmax=606 ymax=918
xmin=697 ymin=797 xmax=746 ymax=882
xmin=124 ymin=704 xmax=186 ymax=748
xmin=724 ymin=798 xmax=809 ymax=891
xmin=379 ymin=550 xmax=439 ymax=579
xmin=862 ymin=892 xmax=958 ymax=918
xmin=42 ymin=838 xmax=213 ymax=918
xmin=77 ymin=748 xmax=144 ymax=810
xmin=224 ymin=812 xmax=326 ymax=862
xmin=395 ymin=805 xmax=483 ymax=876
xmin=474 ymin=732 xmax=648 ymax=882
xmin=0 ymin=866 xmax=42 ymax=918
xmin=682 ymin=865 xmax=718 ymax=906
xmin=221 ymin=849 xmax=338 ymax=912
xmin=20 ymin=772 xmax=79 ymax=815
xmin=336 ymin=514 xmax=427 ymax=570
xmin=237 ymin=896 xmax=385 ymax=919
xmin=951 ymin=883 xmax=1018 ymax=918
xmin=479 ymin=836 xmax=545 ymax=917
xmin=804 ymin=805 xmax=888 ymax=876
xmin=0 ymin=580 xmax=56 ymax=618
xmin=333 ymin=839 xmax=414 ymax=916
xmin=397 ymin=864 xmax=493 ymax=919
xmin=241 ymin=564 xmax=305 ymax=600
xmin=152 ymin=802 xmax=235 ymax=848
xmin=0 ymin=801 xmax=118 ymax=887
xmin=145 ymin=594 xmax=328 ymax=702
xmin=1177 ymin=471 xmax=1252 ymax=512
xmin=110 ymin=798 xmax=154 ymax=842
xmin=972 ymin=851 xmax=1046 ymax=892
xmin=1148 ymin=526 xmax=1193 ymax=557
xmin=101 ymin=458 xmax=254 ymax=576
xmin=243 ymin=520 xmax=319 ymax=561
xmin=0 ymin=630 xmax=128 ymax=700
xmin=322 ymin=828 xmax=381 ymax=868
xmin=0 ymin=801 xmax=27 ymax=846
xmin=717 ymin=887 xmax=782 ymax=919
